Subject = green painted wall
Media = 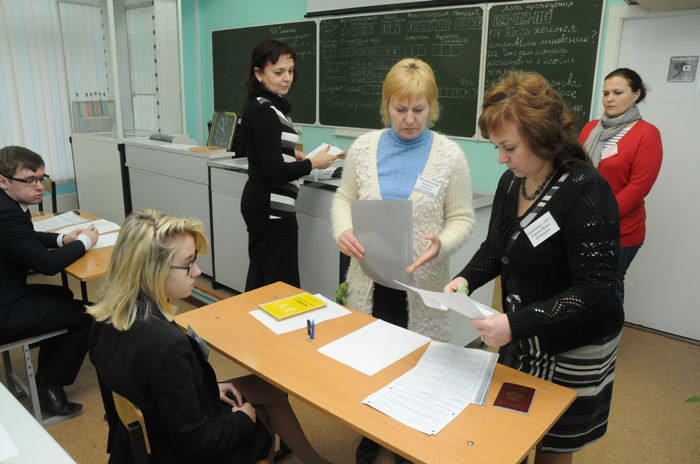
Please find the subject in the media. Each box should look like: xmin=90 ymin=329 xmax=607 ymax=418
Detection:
xmin=181 ymin=0 xmax=627 ymax=192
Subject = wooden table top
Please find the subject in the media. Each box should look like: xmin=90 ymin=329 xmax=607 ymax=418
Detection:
xmin=33 ymin=210 xmax=114 ymax=281
xmin=175 ymin=282 xmax=576 ymax=464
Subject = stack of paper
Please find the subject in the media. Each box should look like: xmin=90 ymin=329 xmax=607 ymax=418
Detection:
xmin=33 ymin=211 xmax=87 ymax=232
xmin=363 ymin=341 xmax=498 ymax=435
xmin=54 ymin=219 xmax=120 ymax=235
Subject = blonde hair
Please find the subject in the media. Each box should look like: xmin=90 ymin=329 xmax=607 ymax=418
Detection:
xmin=380 ymin=58 xmax=440 ymax=127
xmin=88 ymin=210 xmax=209 ymax=331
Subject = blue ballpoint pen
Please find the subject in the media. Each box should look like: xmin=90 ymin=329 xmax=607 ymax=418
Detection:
xmin=311 ymin=320 xmax=315 ymax=340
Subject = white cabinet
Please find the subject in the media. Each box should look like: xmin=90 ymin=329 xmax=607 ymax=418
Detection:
xmin=209 ymin=165 xmax=249 ymax=292
xmin=71 ymin=133 xmax=126 ymax=223
xmin=124 ymin=138 xmax=225 ymax=275
xmin=208 ymin=160 xmax=341 ymax=296
xmin=296 ymin=186 xmax=340 ymax=298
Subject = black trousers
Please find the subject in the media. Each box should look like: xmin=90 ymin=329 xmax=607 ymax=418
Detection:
xmin=0 ymin=284 xmax=91 ymax=386
xmin=371 ymin=283 xmax=408 ymax=328
xmin=245 ymin=228 xmax=300 ymax=292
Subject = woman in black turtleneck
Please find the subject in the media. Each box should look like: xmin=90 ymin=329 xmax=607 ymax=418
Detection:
xmin=239 ymin=39 xmax=334 ymax=292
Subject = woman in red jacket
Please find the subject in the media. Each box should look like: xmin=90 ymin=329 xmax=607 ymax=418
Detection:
xmin=580 ymin=68 xmax=662 ymax=305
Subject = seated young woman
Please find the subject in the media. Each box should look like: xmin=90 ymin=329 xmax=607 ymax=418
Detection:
xmin=88 ymin=209 xmax=329 ymax=464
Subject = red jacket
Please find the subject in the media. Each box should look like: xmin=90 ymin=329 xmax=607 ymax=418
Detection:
xmin=579 ymin=119 xmax=662 ymax=247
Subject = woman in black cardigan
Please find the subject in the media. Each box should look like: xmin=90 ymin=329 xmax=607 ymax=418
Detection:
xmin=239 ymin=39 xmax=335 ymax=291
xmin=445 ymin=72 xmax=624 ymax=464
xmin=88 ymin=210 xmax=329 ymax=464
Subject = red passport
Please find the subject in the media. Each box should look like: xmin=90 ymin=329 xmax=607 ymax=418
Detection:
xmin=493 ymin=382 xmax=536 ymax=414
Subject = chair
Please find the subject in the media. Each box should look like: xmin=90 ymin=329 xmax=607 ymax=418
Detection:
xmin=112 ymin=391 xmax=151 ymax=464
xmin=111 ymin=392 xmax=270 ymax=464
xmin=0 ymin=329 xmax=70 ymax=426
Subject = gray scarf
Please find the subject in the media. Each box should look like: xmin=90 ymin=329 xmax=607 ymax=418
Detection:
xmin=583 ymin=106 xmax=641 ymax=167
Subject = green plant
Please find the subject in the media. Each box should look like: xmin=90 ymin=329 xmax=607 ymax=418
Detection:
xmin=335 ymin=281 xmax=349 ymax=305
xmin=686 ymin=396 xmax=699 ymax=403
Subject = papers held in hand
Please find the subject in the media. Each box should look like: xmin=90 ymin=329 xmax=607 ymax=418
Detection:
xmin=259 ymin=292 xmax=326 ymax=320
xmin=394 ymin=281 xmax=499 ymax=319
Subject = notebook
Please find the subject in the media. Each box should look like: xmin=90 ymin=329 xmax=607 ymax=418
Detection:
xmin=259 ymin=292 xmax=326 ymax=320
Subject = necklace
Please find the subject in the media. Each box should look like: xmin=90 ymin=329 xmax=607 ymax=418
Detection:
xmin=520 ymin=171 xmax=554 ymax=201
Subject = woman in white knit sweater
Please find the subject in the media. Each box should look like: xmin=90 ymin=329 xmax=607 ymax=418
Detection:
xmin=332 ymin=57 xmax=475 ymax=340
xmin=332 ymin=57 xmax=475 ymax=463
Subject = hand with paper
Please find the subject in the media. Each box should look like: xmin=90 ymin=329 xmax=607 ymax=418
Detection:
xmin=337 ymin=229 xmax=365 ymax=259
xmin=395 ymin=280 xmax=498 ymax=320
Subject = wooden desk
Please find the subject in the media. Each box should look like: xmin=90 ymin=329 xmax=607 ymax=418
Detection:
xmin=33 ymin=211 xmax=114 ymax=300
xmin=175 ymin=282 xmax=576 ymax=464
xmin=0 ymin=382 xmax=75 ymax=463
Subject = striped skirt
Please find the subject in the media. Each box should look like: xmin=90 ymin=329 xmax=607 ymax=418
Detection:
xmin=504 ymin=330 xmax=622 ymax=453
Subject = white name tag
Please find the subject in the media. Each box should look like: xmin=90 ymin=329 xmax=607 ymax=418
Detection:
xmin=415 ymin=176 xmax=441 ymax=197
xmin=601 ymin=144 xmax=618 ymax=160
xmin=524 ymin=211 xmax=560 ymax=247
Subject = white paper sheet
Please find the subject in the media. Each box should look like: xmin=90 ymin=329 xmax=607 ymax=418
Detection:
xmin=318 ymin=319 xmax=429 ymax=376
xmin=363 ymin=341 xmax=498 ymax=435
xmin=93 ymin=232 xmax=119 ymax=249
xmin=54 ymin=218 xmax=121 ymax=235
xmin=352 ymin=200 xmax=414 ymax=290
xmin=306 ymin=143 xmax=344 ymax=158
xmin=249 ymin=294 xmax=351 ymax=335
xmin=33 ymin=211 xmax=88 ymax=232
xmin=0 ymin=423 xmax=19 ymax=461
xmin=394 ymin=280 xmax=499 ymax=319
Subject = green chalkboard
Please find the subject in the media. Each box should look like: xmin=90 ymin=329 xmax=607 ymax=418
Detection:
xmin=485 ymin=0 xmax=604 ymax=132
xmin=212 ymin=21 xmax=317 ymax=124
xmin=319 ymin=7 xmax=484 ymax=138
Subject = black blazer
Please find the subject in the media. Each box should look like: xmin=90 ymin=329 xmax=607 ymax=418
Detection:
xmin=89 ymin=301 xmax=268 ymax=464
xmin=0 ymin=189 xmax=85 ymax=306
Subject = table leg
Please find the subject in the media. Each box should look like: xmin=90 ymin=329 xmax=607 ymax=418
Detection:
xmin=61 ymin=270 xmax=68 ymax=288
xmin=80 ymin=281 xmax=88 ymax=302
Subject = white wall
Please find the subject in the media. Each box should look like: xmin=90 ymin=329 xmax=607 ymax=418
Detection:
xmin=602 ymin=5 xmax=700 ymax=340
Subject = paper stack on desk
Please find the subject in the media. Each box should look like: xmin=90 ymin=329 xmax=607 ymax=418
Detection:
xmin=363 ymin=341 xmax=498 ymax=435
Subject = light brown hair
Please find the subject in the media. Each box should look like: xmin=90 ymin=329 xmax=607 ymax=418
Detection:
xmin=479 ymin=71 xmax=590 ymax=170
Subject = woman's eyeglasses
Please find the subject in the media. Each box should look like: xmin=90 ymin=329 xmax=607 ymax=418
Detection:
xmin=170 ymin=253 xmax=198 ymax=275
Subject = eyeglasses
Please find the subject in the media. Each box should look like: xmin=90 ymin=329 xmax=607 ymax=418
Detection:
xmin=170 ymin=253 xmax=198 ymax=275
xmin=7 ymin=174 xmax=50 ymax=185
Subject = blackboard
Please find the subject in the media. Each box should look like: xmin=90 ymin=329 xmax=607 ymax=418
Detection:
xmin=212 ymin=21 xmax=317 ymax=124
xmin=485 ymin=0 xmax=604 ymax=131
xmin=207 ymin=111 xmax=237 ymax=149
xmin=319 ymin=7 xmax=484 ymax=138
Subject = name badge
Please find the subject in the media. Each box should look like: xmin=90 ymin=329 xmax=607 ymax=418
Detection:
xmin=601 ymin=144 xmax=618 ymax=160
xmin=524 ymin=211 xmax=560 ymax=247
xmin=415 ymin=176 xmax=441 ymax=197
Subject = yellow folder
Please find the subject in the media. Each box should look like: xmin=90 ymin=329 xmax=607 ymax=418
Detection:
xmin=259 ymin=292 xmax=326 ymax=320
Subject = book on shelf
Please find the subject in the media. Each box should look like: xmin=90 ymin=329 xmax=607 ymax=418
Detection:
xmin=259 ymin=292 xmax=326 ymax=320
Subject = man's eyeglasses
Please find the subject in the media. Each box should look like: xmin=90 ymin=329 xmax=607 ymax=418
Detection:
xmin=170 ymin=253 xmax=198 ymax=275
xmin=7 ymin=174 xmax=50 ymax=185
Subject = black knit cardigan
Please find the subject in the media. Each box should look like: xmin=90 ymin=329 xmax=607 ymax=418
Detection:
xmin=458 ymin=163 xmax=624 ymax=354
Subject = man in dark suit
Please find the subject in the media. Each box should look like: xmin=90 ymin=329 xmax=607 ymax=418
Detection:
xmin=0 ymin=145 xmax=98 ymax=416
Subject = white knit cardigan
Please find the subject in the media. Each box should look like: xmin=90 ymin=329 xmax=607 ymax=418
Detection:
xmin=331 ymin=129 xmax=475 ymax=341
